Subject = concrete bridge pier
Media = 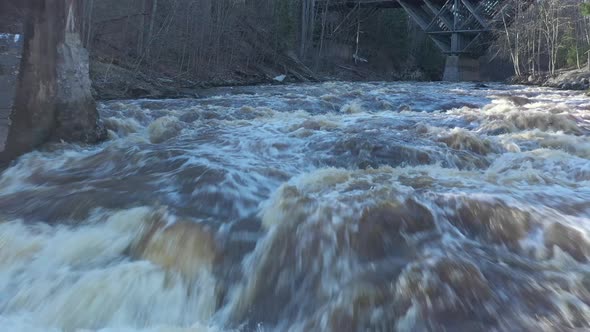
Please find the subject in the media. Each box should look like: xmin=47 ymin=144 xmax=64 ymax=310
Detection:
xmin=438 ymin=0 xmax=483 ymax=82
xmin=0 ymin=0 xmax=106 ymax=165
xmin=443 ymin=46 xmax=482 ymax=80
xmin=443 ymin=56 xmax=480 ymax=81
xmin=396 ymin=0 xmax=492 ymax=82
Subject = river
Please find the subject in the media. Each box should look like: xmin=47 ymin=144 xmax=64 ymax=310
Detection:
xmin=0 ymin=82 xmax=589 ymax=331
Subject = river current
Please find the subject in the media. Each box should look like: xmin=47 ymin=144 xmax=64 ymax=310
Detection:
xmin=1 ymin=82 xmax=590 ymax=331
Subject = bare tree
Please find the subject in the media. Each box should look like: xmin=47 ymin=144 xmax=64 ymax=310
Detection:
xmin=494 ymin=0 xmax=589 ymax=77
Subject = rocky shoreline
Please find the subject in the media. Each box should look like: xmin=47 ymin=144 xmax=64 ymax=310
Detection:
xmin=90 ymin=59 xmax=433 ymax=101
xmin=509 ymin=68 xmax=590 ymax=91
xmin=90 ymin=60 xmax=305 ymax=101
xmin=92 ymin=61 xmax=590 ymax=101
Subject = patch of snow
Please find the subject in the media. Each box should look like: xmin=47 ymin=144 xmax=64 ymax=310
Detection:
xmin=0 ymin=34 xmax=21 ymax=43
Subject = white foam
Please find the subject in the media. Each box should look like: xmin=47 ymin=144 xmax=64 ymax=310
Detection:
xmin=0 ymin=208 xmax=218 ymax=332
xmin=1 ymin=81 xmax=590 ymax=331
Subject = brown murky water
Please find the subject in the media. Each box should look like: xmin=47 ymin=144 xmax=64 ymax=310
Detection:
xmin=1 ymin=82 xmax=590 ymax=331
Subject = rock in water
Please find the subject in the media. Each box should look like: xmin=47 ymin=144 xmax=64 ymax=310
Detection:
xmin=148 ymin=116 xmax=183 ymax=144
xmin=129 ymin=218 xmax=219 ymax=282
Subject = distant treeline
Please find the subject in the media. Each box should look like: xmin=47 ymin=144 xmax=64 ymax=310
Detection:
xmin=495 ymin=0 xmax=590 ymax=77
xmin=71 ymin=0 xmax=445 ymax=82
xmin=18 ymin=1 xmax=590 ymax=82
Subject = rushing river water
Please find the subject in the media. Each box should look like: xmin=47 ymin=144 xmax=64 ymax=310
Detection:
xmin=1 ymin=82 xmax=590 ymax=331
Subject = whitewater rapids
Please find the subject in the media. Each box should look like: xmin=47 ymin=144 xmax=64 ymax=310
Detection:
xmin=0 ymin=82 xmax=589 ymax=331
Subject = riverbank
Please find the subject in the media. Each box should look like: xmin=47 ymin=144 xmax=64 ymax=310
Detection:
xmin=509 ymin=68 xmax=590 ymax=91
xmin=90 ymin=57 xmax=433 ymax=100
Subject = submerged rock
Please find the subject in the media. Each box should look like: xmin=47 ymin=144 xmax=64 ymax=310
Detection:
xmin=545 ymin=222 xmax=590 ymax=262
xmin=129 ymin=217 xmax=219 ymax=281
xmin=148 ymin=116 xmax=183 ymax=143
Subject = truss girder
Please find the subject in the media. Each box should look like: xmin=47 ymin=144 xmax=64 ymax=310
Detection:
xmin=317 ymin=0 xmax=527 ymax=56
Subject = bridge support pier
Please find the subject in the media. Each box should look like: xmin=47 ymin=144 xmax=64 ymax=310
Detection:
xmin=0 ymin=0 xmax=106 ymax=165
xmin=443 ymin=55 xmax=480 ymax=82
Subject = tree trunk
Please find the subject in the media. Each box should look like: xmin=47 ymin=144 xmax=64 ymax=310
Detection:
xmin=84 ymin=0 xmax=94 ymax=49
xmin=0 ymin=0 xmax=105 ymax=164
xmin=137 ymin=0 xmax=146 ymax=55
xmin=315 ymin=0 xmax=329 ymax=70
xmin=146 ymin=0 xmax=159 ymax=60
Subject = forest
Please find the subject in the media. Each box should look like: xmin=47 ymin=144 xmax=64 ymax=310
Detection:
xmin=73 ymin=0 xmax=444 ymax=98
xmin=4 ymin=0 xmax=590 ymax=96
xmin=102 ymin=0 xmax=590 ymax=93
xmin=498 ymin=0 xmax=590 ymax=76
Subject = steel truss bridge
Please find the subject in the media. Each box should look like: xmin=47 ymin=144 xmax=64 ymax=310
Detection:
xmin=313 ymin=0 xmax=525 ymax=80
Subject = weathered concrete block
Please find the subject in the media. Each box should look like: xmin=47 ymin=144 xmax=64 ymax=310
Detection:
xmin=443 ymin=56 xmax=481 ymax=82
xmin=0 ymin=0 xmax=105 ymax=165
